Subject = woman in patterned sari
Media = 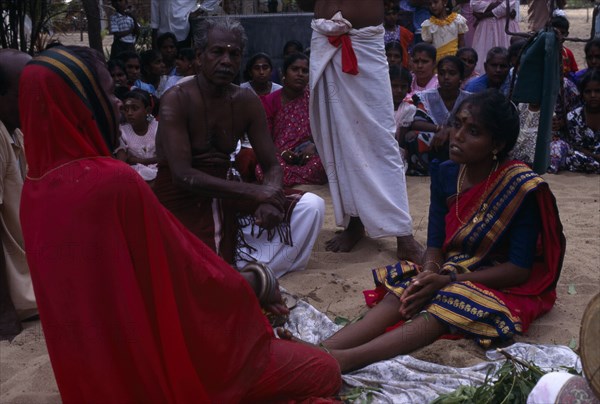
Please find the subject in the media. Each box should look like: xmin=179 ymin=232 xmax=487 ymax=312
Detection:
xmin=318 ymin=90 xmax=565 ymax=373
xmin=256 ymin=53 xmax=327 ymax=187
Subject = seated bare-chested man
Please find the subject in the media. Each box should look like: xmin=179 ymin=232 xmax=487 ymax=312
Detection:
xmin=154 ymin=17 xmax=324 ymax=277
xmin=296 ymin=0 xmax=423 ymax=262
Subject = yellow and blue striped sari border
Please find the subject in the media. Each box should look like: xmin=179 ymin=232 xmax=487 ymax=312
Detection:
xmin=427 ymin=281 xmax=522 ymax=339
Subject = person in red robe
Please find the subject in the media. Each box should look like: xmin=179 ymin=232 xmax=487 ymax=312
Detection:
xmin=18 ymin=45 xmax=341 ymax=403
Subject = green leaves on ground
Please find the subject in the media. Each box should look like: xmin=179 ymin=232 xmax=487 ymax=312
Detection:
xmin=340 ymin=386 xmax=381 ymax=403
xmin=431 ymin=349 xmax=547 ymax=404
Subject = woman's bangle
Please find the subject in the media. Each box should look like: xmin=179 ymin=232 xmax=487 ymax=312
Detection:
xmin=422 ymin=261 xmax=441 ymax=272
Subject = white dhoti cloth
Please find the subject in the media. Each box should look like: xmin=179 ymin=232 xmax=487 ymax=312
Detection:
xmin=309 ymin=13 xmax=413 ymax=237
xmin=236 ymin=193 xmax=325 ymax=278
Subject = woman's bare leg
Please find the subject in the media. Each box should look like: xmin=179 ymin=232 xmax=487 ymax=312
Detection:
xmin=330 ymin=313 xmax=448 ymax=373
xmin=323 ymin=293 xmax=404 ymax=350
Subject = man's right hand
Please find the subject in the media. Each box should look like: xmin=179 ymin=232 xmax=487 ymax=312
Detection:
xmin=254 ymin=185 xmax=286 ymax=211
xmin=254 ymin=203 xmax=285 ymax=229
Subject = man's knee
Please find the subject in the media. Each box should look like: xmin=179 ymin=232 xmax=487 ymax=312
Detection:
xmin=294 ymin=192 xmax=325 ymax=223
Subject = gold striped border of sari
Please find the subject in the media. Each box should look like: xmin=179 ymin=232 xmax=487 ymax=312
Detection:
xmin=427 ymin=281 xmax=523 ymax=338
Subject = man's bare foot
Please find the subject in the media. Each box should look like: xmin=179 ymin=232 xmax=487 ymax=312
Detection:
xmin=325 ymin=217 xmax=365 ymax=252
xmin=396 ymin=235 xmax=424 ymax=264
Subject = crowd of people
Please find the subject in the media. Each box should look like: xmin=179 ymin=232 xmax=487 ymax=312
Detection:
xmin=1 ymin=0 xmax=598 ymax=401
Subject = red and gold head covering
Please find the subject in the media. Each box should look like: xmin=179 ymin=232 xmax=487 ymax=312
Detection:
xmin=19 ymin=46 xmax=117 ymax=179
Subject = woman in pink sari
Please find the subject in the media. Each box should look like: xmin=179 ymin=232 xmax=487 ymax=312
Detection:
xmin=257 ymin=53 xmax=327 ymax=187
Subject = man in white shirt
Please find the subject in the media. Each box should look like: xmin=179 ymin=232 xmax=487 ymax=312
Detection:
xmin=151 ymin=0 xmax=222 ymax=47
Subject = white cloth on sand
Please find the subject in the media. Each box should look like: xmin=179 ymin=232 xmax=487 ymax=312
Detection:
xmin=309 ymin=12 xmax=413 ymax=237
xmin=287 ymin=299 xmax=582 ymax=403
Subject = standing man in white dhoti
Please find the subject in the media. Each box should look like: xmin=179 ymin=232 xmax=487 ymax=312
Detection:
xmin=297 ymin=0 xmax=423 ymax=262
xmin=0 ymin=49 xmax=37 ymax=339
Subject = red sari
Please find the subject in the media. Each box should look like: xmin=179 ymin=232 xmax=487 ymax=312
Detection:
xmin=19 ymin=47 xmax=340 ymax=403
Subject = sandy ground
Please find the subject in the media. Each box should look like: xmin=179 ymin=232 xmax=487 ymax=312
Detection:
xmin=1 ymin=8 xmax=599 ymax=403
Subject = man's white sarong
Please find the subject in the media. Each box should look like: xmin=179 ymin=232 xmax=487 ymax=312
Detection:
xmin=309 ymin=13 xmax=413 ymax=237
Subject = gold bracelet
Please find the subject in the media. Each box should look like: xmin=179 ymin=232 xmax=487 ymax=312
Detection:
xmin=422 ymin=261 xmax=441 ymax=272
xmin=280 ymin=150 xmax=289 ymax=158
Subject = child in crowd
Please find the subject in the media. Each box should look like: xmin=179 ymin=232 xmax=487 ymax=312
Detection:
xmin=572 ymin=38 xmax=600 ymax=84
xmin=456 ymin=47 xmax=479 ymax=88
xmin=175 ymin=48 xmax=196 ymax=77
xmin=551 ymin=16 xmax=578 ymax=77
xmin=108 ymin=59 xmax=130 ymax=105
xmin=108 ymin=59 xmax=129 ymax=93
xmin=384 ymin=5 xmax=414 ymax=66
xmin=390 ymin=65 xmax=415 ymax=164
xmin=109 ymin=0 xmax=138 ymax=58
xmin=118 ymin=51 xmax=140 ymax=84
xmin=138 ymin=49 xmax=163 ymax=95
xmin=550 ymin=69 xmax=600 ymax=174
xmin=115 ymin=89 xmax=159 ymax=181
xmin=139 ymin=49 xmax=179 ymax=98
xmin=408 ymin=42 xmax=438 ymax=95
xmin=508 ymin=39 xmax=527 ymax=69
xmin=405 ymin=56 xmax=469 ymax=175
xmin=156 ymin=32 xmax=178 ymax=76
xmin=421 ymin=0 xmax=467 ymax=60
xmin=386 ymin=41 xmax=405 ymax=69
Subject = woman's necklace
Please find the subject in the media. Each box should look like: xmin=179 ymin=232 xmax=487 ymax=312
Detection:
xmin=455 ymin=161 xmax=500 ymax=225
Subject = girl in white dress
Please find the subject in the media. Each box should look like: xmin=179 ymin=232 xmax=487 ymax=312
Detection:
xmin=115 ymin=89 xmax=158 ymax=181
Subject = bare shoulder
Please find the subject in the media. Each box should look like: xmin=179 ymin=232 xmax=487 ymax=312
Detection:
xmin=314 ymin=0 xmax=383 ymax=26
xmin=161 ymin=77 xmax=197 ymax=103
xmin=231 ymin=83 xmax=261 ymax=106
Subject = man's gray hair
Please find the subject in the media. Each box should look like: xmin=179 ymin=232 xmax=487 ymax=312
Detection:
xmin=194 ymin=17 xmax=248 ymax=51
